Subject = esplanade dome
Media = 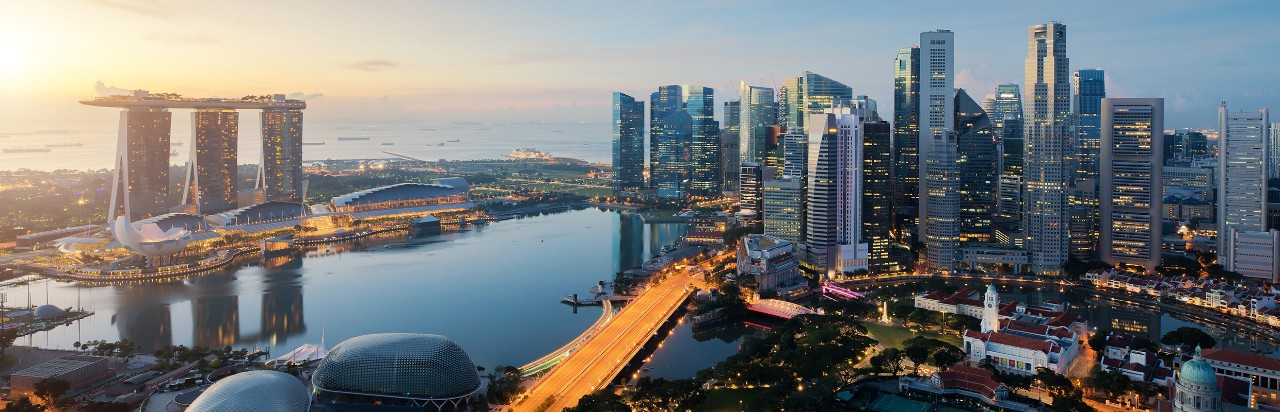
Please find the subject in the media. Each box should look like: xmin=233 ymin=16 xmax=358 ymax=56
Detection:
xmin=312 ymin=333 xmax=482 ymax=409
xmin=186 ymin=370 xmax=310 ymax=412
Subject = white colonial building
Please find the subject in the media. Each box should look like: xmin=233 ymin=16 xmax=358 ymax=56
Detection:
xmin=960 ymin=285 xmax=1082 ymax=375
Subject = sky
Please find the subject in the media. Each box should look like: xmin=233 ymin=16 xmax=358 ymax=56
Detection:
xmin=1 ymin=0 xmax=1278 ymax=129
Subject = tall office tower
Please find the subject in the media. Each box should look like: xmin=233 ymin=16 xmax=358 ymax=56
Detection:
xmin=258 ymin=107 xmax=304 ymax=202
xmin=981 ymin=95 xmax=996 ymax=117
xmin=1217 ymin=103 xmax=1271 ymax=256
xmin=991 ymin=84 xmax=1025 ymax=227
xmin=863 ymin=118 xmax=894 ymax=272
xmin=918 ymin=30 xmax=954 ymax=240
xmin=1271 ymin=123 xmax=1280 ymax=179
xmin=183 ymin=109 xmax=240 ymax=215
xmin=1023 ymin=22 xmax=1071 ymax=275
xmin=739 ymin=81 xmax=777 ymax=167
xmin=804 ymin=108 xmax=868 ymax=276
xmin=686 ymin=86 xmax=720 ymax=197
xmin=1073 ymin=69 xmax=1106 ymax=184
xmin=611 ymin=93 xmax=646 ymax=195
xmin=955 ymin=89 xmax=998 ymax=242
xmin=650 ymin=85 xmax=718 ymax=198
xmin=649 ymin=85 xmax=683 ymax=189
xmin=923 ymin=130 xmax=961 ymax=274
xmin=739 ymin=162 xmax=765 ymax=213
xmin=722 ymin=100 xmax=741 ymax=193
xmin=893 ymin=46 xmax=921 ymax=229
xmin=108 ymin=107 xmax=173 ymax=221
xmin=1068 ymin=182 xmax=1099 ymax=262
xmin=781 ymin=132 xmax=807 ymax=179
xmin=1100 ymin=98 xmax=1164 ymax=272
xmin=777 ymin=72 xmax=853 ymax=135
xmin=763 ymin=177 xmax=804 ymax=245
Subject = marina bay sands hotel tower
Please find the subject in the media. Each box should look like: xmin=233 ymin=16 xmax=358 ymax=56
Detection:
xmin=82 ymin=91 xmax=306 ymax=220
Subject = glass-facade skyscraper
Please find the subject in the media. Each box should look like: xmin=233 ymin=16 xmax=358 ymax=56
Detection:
xmin=184 ymin=108 xmax=240 ymax=215
xmin=777 ymin=72 xmax=852 ymax=135
xmin=918 ymin=30 xmax=954 ymax=244
xmin=650 ymin=85 xmax=717 ymax=199
xmin=955 ymin=89 xmax=998 ymax=243
xmin=110 ymin=107 xmax=173 ymax=221
xmin=611 ymin=92 xmax=645 ymax=194
xmin=1099 ymin=98 xmax=1164 ymax=272
xmin=721 ymin=100 xmax=741 ymax=193
xmin=1073 ymin=69 xmax=1106 ymax=185
xmin=892 ymin=47 xmax=921 ymax=231
xmin=739 ymin=81 xmax=776 ymax=168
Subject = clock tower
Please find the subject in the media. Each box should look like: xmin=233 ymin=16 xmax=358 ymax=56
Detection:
xmin=982 ymin=284 xmax=1000 ymax=333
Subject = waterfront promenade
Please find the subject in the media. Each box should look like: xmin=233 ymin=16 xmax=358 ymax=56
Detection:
xmin=515 ymin=260 xmax=710 ymax=411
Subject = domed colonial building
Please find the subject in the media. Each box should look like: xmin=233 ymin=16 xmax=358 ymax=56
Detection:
xmin=311 ymin=333 xmax=484 ymax=411
xmin=1168 ymin=347 xmax=1253 ymax=412
xmin=186 ymin=370 xmax=310 ymax=412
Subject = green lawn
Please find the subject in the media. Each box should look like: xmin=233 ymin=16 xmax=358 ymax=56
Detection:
xmin=864 ymin=322 xmax=961 ymax=349
xmin=697 ymin=388 xmax=772 ymax=411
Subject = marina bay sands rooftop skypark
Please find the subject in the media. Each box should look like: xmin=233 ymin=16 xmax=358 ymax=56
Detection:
xmin=79 ymin=90 xmax=306 ymax=110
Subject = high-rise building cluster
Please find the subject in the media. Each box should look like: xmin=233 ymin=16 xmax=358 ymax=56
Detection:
xmin=611 ymin=21 xmax=1274 ymax=280
xmin=85 ymin=91 xmax=308 ymax=222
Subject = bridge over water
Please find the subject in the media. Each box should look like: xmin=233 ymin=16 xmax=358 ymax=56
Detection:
xmin=747 ymin=298 xmax=819 ymax=319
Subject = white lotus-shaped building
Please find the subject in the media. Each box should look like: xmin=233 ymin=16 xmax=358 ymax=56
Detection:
xmin=112 ymin=215 xmax=192 ymax=256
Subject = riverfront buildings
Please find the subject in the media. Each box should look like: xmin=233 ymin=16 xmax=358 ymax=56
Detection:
xmin=1099 ymin=98 xmax=1164 ymax=272
xmin=650 ymin=85 xmax=719 ymax=198
xmin=611 ymin=92 xmax=646 ymax=195
xmin=1022 ymin=22 xmax=1071 ymax=275
xmin=737 ymin=234 xmax=802 ymax=292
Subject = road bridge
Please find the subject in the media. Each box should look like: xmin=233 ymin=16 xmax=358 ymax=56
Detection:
xmin=747 ymin=299 xmax=818 ymax=319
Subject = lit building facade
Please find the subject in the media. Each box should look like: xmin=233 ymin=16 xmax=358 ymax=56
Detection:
xmin=611 ymin=92 xmax=646 ymax=194
xmin=650 ymin=85 xmax=718 ymax=198
xmin=722 ymin=100 xmax=741 ymax=193
xmin=1023 ymin=22 xmax=1071 ymax=275
xmin=763 ymin=177 xmax=804 ymax=246
xmin=955 ymin=89 xmax=998 ymax=243
xmin=893 ymin=47 xmax=921 ymax=225
xmin=737 ymin=234 xmax=802 ymax=292
xmin=739 ymin=81 xmax=776 ymax=167
xmin=1217 ymin=104 xmax=1271 ymax=257
xmin=804 ymin=108 xmax=868 ymax=276
xmin=739 ymin=162 xmax=765 ymax=214
xmin=863 ymin=119 xmax=895 ymax=272
xmin=918 ymin=30 xmax=955 ymax=239
xmin=110 ymin=107 xmax=173 ymax=221
xmin=258 ymin=107 xmax=304 ymax=202
xmin=777 ymin=71 xmax=852 ymax=135
xmin=1099 ymin=98 xmax=1164 ymax=272
xmin=924 ymin=130 xmax=961 ymax=274
xmin=184 ymin=109 xmax=240 ymax=215
xmin=1073 ymin=69 xmax=1106 ymax=185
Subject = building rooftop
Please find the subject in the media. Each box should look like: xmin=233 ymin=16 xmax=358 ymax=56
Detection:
xmin=13 ymin=355 xmax=106 ymax=379
xmin=80 ymin=91 xmax=306 ymax=110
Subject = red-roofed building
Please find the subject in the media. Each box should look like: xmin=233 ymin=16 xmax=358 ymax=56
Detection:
xmin=898 ymin=365 xmax=1037 ymax=411
xmin=1202 ymin=348 xmax=1280 ymax=408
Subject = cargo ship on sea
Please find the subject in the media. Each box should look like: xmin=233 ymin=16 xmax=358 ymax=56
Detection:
xmin=4 ymin=146 xmax=52 ymax=153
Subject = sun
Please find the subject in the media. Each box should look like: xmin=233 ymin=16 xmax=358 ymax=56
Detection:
xmin=0 ymin=39 xmax=27 ymax=81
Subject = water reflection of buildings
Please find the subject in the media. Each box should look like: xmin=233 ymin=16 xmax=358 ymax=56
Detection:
xmin=191 ymin=273 xmax=240 ymax=347
xmin=615 ymin=213 xmax=645 ymax=272
xmin=1079 ymin=302 xmax=1162 ymax=341
xmin=260 ymin=266 xmax=306 ymax=344
xmin=113 ymin=298 xmax=174 ymax=354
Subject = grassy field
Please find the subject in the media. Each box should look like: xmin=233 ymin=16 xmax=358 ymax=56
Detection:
xmin=864 ymin=322 xmax=961 ymax=349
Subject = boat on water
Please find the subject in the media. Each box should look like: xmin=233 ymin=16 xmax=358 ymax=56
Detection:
xmin=447 ymin=138 xmax=460 ymax=142
xmin=360 ymin=125 xmax=378 ymax=130
xmin=302 ymin=141 xmax=326 ymax=145
xmin=381 ymin=142 xmax=395 ymax=146
xmin=44 ymin=142 xmax=83 ymax=147
xmin=5 ymin=147 xmax=52 ymax=153
xmin=336 ymin=136 xmax=371 ymax=141
xmin=507 ymin=148 xmax=553 ymax=160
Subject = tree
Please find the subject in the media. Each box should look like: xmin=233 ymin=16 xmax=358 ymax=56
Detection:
xmin=1 ymin=397 xmax=43 ymax=412
xmin=1088 ymin=329 xmax=1112 ymax=352
xmin=1033 ymin=368 xmax=1076 ymax=398
xmin=566 ymin=390 xmax=629 ymax=412
xmin=931 ymin=346 xmax=965 ymax=370
xmin=0 ymin=329 xmax=17 ymax=360
xmin=870 ymin=348 xmax=905 ymax=376
xmin=904 ymin=344 xmax=931 ymax=375
xmin=33 ymin=378 xmax=70 ymax=408
xmin=485 ymin=365 xmax=525 ymax=406
xmin=1161 ymin=327 xmax=1216 ymax=352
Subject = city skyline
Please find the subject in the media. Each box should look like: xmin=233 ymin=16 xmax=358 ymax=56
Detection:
xmin=2 ymin=1 xmax=1277 ymax=129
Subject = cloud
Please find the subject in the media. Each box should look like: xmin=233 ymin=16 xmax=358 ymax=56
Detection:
xmin=141 ymin=32 xmax=219 ymax=45
xmin=288 ymin=92 xmax=325 ymax=100
xmin=344 ymin=60 xmax=399 ymax=71
xmin=94 ymin=81 xmax=133 ymax=97
xmin=82 ymin=0 xmax=173 ymax=19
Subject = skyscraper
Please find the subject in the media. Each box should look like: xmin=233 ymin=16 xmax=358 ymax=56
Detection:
xmin=611 ymin=92 xmax=645 ymax=195
xmin=780 ymin=132 xmax=807 ymax=180
xmin=893 ymin=47 xmax=921 ymax=232
xmin=1271 ymin=123 xmax=1280 ymax=179
xmin=739 ymin=81 xmax=776 ymax=167
xmin=923 ymin=130 xmax=961 ymax=274
xmin=918 ymin=30 xmax=954 ymax=240
xmin=109 ymin=107 xmax=173 ymax=221
xmin=1073 ymin=69 xmax=1106 ymax=184
xmin=184 ymin=109 xmax=239 ymax=215
xmin=992 ymin=84 xmax=1025 ymax=228
xmin=1100 ymin=98 xmax=1164 ymax=272
xmin=777 ymin=72 xmax=852 ymax=135
xmin=804 ymin=107 xmax=868 ymax=276
xmin=722 ymin=100 xmax=741 ymax=193
xmin=1023 ymin=22 xmax=1071 ymax=275
xmin=650 ymin=85 xmax=718 ymax=198
xmin=863 ymin=116 xmax=894 ymax=273
xmin=763 ymin=177 xmax=804 ymax=246
xmin=955 ymin=89 xmax=998 ymax=242
xmin=258 ymin=107 xmax=304 ymax=202
xmin=1217 ymin=103 xmax=1271 ymax=256
xmin=739 ymin=162 xmax=764 ymax=213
